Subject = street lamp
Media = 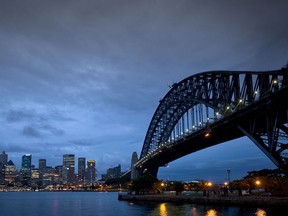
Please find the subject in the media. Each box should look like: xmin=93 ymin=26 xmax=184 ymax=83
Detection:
xmin=255 ymin=180 xmax=261 ymax=193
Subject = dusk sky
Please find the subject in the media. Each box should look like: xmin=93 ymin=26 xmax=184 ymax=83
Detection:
xmin=1 ymin=0 xmax=288 ymax=183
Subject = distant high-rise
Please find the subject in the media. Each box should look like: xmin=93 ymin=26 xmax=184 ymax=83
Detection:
xmin=20 ymin=154 xmax=32 ymax=182
xmin=39 ymin=159 xmax=46 ymax=172
xmin=63 ymin=154 xmax=75 ymax=183
xmin=86 ymin=160 xmax=96 ymax=183
xmin=39 ymin=159 xmax=46 ymax=179
xmin=5 ymin=160 xmax=16 ymax=183
xmin=78 ymin=157 xmax=86 ymax=182
xmin=131 ymin=152 xmax=139 ymax=180
xmin=0 ymin=151 xmax=8 ymax=183
xmin=0 ymin=151 xmax=8 ymax=166
xmin=54 ymin=165 xmax=63 ymax=183
xmin=106 ymin=164 xmax=121 ymax=180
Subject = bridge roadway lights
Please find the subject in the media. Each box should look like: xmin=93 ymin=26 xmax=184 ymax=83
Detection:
xmin=134 ymin=68 xmax=288 ymax=178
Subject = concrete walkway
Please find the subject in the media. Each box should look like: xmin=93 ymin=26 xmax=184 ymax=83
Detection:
xmin=118 ymin=194 xmax=288 ymax=207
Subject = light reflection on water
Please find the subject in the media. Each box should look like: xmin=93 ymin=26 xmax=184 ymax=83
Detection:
xmin=0 ymin=192 xmax=284 ymax=216
xmin=256 ymin=208 xmax=267 ymax=216
xmin=160 ymin=203 xmax=168 ymax=216
xmin=206 ymin=209 xmax=217 ymax=216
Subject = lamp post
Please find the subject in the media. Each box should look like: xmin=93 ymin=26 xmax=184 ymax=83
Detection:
xmin=255 ymin=180 xmax=261 ymax=193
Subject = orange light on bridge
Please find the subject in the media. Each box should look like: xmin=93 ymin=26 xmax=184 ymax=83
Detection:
xmin=204 ymin=132 xmax=210 ymax=138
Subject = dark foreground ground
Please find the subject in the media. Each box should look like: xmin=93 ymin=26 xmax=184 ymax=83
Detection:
xmin=118 ymin=193 xmax=288 ymax=207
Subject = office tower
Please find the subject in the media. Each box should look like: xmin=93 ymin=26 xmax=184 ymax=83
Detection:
xmin=39 ymin=159 xmax=46 ymax=180
xmin=0 ymin=151 xmax=8 ymax=183
xmin=54 ymin=165 xmax=63 ymax=183
xmin=86 ymin=160 xmax=96 ymax=183
xmin=20 ymin=154 xmax=32 ymax=182
xmin=0 ymin=151 xmax=8 ymax=166
xmin=39 ymin=159 xmax=46 ymax=173
xmin=106 ymin=164 xmax=121 ymax=180
xmin=131 ymin=152 xmax=139 ymax=180
xmin=63 ymin=154 xmax=75 ymax=183
xmin=78 ymin=157 xmax=86 ymax=183
xmin=5 ymin=160 xmax=16 ymax=183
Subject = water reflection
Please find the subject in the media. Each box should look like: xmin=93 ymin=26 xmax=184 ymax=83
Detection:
xmin=191 ymin=207 xmax=199 ymax=216
xmin=159 ymin=203 xmax=168 ymax=216
xmin=206 ymin=209 xmax=218 ymax=216
xmin=255 ymin=208 xmax=266 ymax=216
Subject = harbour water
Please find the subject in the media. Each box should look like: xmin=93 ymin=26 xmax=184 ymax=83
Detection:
xmin=0 ymin=192 xmax=286 ymax=216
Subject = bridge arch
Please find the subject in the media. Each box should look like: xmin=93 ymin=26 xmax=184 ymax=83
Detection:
xmin=136 ymin=68 xmax=288 ymax=177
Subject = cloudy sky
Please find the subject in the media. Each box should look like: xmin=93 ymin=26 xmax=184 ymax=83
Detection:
xmin=0 ymin=0 xmax=288 ymax=182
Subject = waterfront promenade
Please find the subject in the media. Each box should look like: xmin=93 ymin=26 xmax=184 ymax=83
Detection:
xmin=118 ymin=193 xmax=288 ymax=207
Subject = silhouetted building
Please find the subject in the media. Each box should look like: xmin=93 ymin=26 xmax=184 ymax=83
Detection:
xmin=106 ymin=164 xmax=121 ymax=180
xmin=20 ymin=154 xmax=32 ymax=183
xmin=0 ymin=151 xmax=8 ymax=166
xmin=0 ymin=151 xmax=8 ymax=183
xmin=78 ymin=157 xmax=86 ymax=183
xmin=86 ymin=160 xmax=96 ymax=183
xmin=131 ymin=152 xmax=139 ymax=180
xmin=62 ymin=154 xmax=75 ymax=183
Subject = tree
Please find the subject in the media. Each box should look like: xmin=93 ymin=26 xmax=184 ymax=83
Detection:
xmin=173 ymin=181 xmax=184 ymax=195
xmin=131 ymin=175 xmax=158 ymax=194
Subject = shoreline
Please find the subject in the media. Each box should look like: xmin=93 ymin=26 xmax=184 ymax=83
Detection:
xmin=118 ymin=194 xmax=288 ymax=207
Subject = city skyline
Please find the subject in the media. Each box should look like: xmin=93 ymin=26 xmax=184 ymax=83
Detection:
xmin=0 ymin=1 xmax=288 ymax=182
xmin=1 ymin=151 xmax=101 ymax=175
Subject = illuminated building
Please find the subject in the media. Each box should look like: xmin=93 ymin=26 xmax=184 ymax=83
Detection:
xmin=86 ymin=160 xmax=96 ymax=183
xmin=5 ymin=160 xmax=16 ymax=183
xmin=31 ymin=168 xmax=40 ymax=179
xmin=54 ymin=165 xmax=63 ymax=183
xmin=63 ymin=154 xmax=75 ymax=183
xmin=20 ymin=154 xmax=32 ymax=182
xmin=78 ymin=157 xmax=86 ymax=183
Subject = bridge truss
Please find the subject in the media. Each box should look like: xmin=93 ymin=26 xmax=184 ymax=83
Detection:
xmin=136 ymin=68 xmax=288 ymax=176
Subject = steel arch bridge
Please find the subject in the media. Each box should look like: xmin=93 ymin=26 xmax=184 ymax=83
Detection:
xmin=129 ymin=67 xmax=288 ymax=178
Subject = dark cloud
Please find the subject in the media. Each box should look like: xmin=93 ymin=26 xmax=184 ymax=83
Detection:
xmin=5 ymin=109 xmax=40 ymax=123
xmin=0 ymin=0 xmax=287 ymax=179
xmin=22 ymin=126 xmax=42 ymax=138
xmin=40 ymin=125 xmax=65 ymax=137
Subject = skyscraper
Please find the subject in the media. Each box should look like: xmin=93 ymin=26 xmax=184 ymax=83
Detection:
xmin=39 ymin=159 xmax=46 ymax=180
xmin=0 ymin=151 xmax=8 ymax=166
xmin=39 ymin=159 xmax=46 ymax=173
xmin=86 ymin=160 xmax=96 ymax=183
xmin=20 ymin=154 xmax=32 ymax=182
xmin=0 ymin=151 xmax=8 ymax=183
xmin=63 ymin=154 xmax=75 ymax=183
xmin=78 ymin=157 xmax=86 ymax=183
